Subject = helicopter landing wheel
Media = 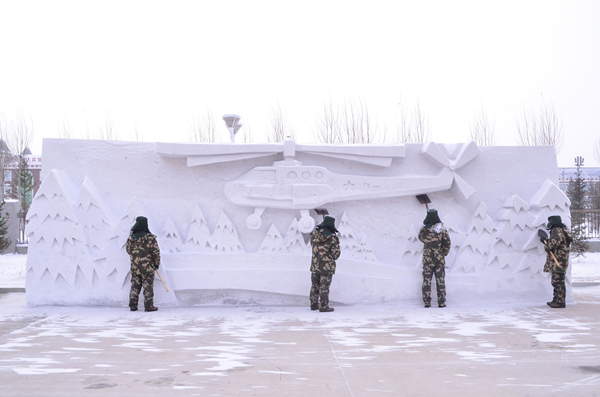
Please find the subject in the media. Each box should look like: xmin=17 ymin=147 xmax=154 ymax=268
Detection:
xmin=298 ymin=210 xmax=315 ymax=233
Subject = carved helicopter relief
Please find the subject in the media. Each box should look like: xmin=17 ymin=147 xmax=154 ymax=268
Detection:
xmin=224 ymin=163 xmax=454 ymax=232
xmin=155 ymin=140 xmax=479 ymax=233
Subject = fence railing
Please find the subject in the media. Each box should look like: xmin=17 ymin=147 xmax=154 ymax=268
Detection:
xmin=570 ymin=209 xmax=600 ymax=239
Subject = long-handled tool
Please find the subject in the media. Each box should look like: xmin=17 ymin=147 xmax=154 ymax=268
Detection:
xmin=156 ymin=269 xmax=169 ymax=292
xmin=538 ymin=229 xmax=561 ymax=268
xmin=416 ymin=194 xmax=431 ymax=210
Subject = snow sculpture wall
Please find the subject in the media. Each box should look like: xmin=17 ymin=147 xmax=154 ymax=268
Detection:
xmin=25 ymin=139 xmax=571 ymax=306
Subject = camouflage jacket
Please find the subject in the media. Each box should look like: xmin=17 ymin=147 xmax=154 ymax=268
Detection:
xmin=310 ymin=228 xmax=341 ymax=274
xmin=126 ymin=233 xmax=161 ymax=276
xmin=543 ymin=226 xmax=571 ymax=273
xmin=418 ymin=224 xmax=451 ymax=267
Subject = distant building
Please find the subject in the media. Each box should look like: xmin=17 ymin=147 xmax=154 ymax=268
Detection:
xmin=1 ymin=141 xmax=42 ymax=202
xmin=557 ymin=167 xmax=600 ymax=193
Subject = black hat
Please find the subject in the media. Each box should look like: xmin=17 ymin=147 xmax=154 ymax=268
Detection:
xmin=547 ymin=215 xmax=563 ymax=229
xmin=423 ymin=209 xmax=441 ymax=226
xmin=131 ymin=216 xmax=151 ymax=239
xmin=131 ymin=216 xmax=149 ymax=232
xmin=318 ymin=216 xmax=338 ymax=233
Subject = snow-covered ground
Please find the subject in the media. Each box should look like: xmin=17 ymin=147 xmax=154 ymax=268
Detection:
xmin=0 ymin=253 xmax=27 ymax=288
xmin=569 ymin=252 xmax=600 ymax=283
xmin=1 ymin=252 xmax=598 ymax=290
xmin=1 ymin=253 xmax=599 ymax=396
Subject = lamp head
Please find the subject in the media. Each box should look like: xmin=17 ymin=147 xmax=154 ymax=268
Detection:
xmin=222 ymin=114 xmax=241 ymax=129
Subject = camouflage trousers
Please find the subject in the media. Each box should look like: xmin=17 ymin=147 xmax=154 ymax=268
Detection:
xmin=551 ymin=272 xmax=566 ymax=305
xmin=310 ymin=271 xmax=333 ymax=309
xmin=129 ymin=273 xmax=155 ymax=310
xmin=422 ymin=263 xmax=446 ymax=305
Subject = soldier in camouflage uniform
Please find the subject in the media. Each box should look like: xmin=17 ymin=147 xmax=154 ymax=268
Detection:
xmin=126 ymin=216 xmax=161 ymax=312
xmin=418 ymin=209 xmax=451 ymax=308
xmin=309 ymin=216 xmax=341 ymax=312
xmin=540 ymin=215 xmax=572 ymax=308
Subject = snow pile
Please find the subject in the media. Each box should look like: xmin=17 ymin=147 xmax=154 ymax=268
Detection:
xmin=0 ymin=254 xmax=27 ymax=288
xmin=571 ymin=252 xmax=600 ymax=283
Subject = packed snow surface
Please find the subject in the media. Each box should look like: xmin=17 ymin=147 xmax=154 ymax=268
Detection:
xmin=0 ymin=283 xmax=599 ymax=396
xmin=1 ymin=252 xmax=598 ymax=289
xmin=0 ymin=253 xmax=27 ymax=287
xmin=1 ymin=253 xmax=599 ymax=395
xmin=570 ymin=252 xmax=600 ymax=283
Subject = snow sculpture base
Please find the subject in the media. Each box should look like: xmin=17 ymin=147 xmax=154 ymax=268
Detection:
xmin=25 ymin=139 xmax=571 ymax=307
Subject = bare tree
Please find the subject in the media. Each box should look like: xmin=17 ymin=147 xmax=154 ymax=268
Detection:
xmin=516 ymin=100 xmax=564 ymax=153
xmin=313 ymin=94 xmax=382 ymax=144
xmin=267 ymin=102 xmax=294 ymax=143
xmin=5 ymin=110 xmax=34 ymax=158
xmin=469 ymin=102 xmax=496 ymax=146
xmin=411 ymin=99 xmax=429 ymax=143
xmin=396 ymin=96 xmax=411 ymax=144
xmin=397 ymin=96 xmax=430 ymax=143
xmin=190 ymin=109 xmax=220 ymax=143
xmin=312 ymin=95 xmax=340 ymax=143
xmin=57 ymin=112 xmax=73 ymax=139
xmin=81 ymin=111 xmax=92 ymax=140
xmin=96 ymin=110 xmax=118 ymax=140
xmin=339 ymin=95 xmax=380 ymax=144
xmin=131 ymin=122 xmax=144 ymax=142
xmin=238 ymin=116 xmax=254 ymax=143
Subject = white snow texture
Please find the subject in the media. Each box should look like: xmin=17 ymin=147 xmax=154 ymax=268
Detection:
xmin=25 ymin=139 xmax=570 ymax=306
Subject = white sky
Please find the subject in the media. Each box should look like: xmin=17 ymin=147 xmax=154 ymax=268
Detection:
xmin=0 ymin=0 xmax=599 ymax=167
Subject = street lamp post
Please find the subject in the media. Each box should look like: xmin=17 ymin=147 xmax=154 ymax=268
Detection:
xmin=222 ymin=114 xmax=243 ymax=143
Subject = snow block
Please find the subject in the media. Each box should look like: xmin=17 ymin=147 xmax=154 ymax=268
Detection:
xmin=25 ymin=139 xmax=570 ymax=306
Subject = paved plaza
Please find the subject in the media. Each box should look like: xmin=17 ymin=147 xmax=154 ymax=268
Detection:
xmin=1 ymin=287 xmax=599 ymax=397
